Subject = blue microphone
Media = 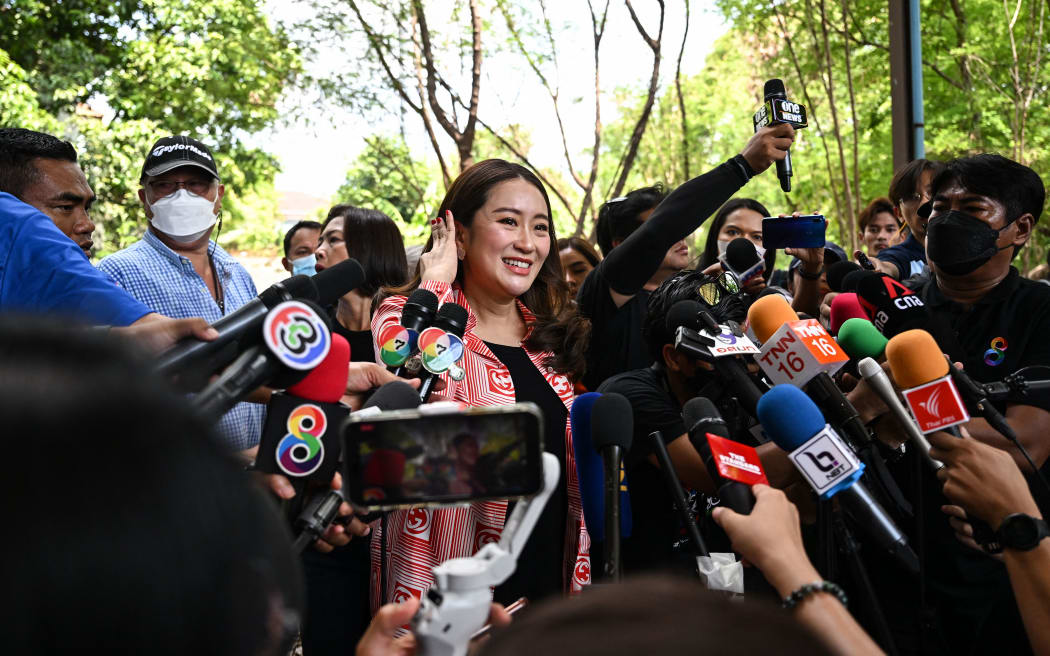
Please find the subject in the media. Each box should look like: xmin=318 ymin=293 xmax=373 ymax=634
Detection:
xmin=570 ymin=393 xmax=632 ymax=543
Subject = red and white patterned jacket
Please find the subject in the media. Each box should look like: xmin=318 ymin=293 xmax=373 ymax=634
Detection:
xmin=369 ymin=279 xmax=591 ymax=611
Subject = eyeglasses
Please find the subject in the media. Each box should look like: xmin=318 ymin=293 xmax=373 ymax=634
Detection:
xmin=148 ymin=178 xmax=214 ymax=197
xmin=698 ymin=271 xmax=741 ymax=306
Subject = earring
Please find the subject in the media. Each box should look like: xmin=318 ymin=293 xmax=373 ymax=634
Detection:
xmin=457 ymin=247 xmax=465 ymax=260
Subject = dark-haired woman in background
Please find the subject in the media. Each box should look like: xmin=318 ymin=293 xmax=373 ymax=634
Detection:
xmin=372 ymin=159 xmax=591 ymax=609
xmin=697 ymin=197 xmax=777 ymax=295
xmin=558 ymin=236 xmax=602 ymax=298
xmin=302 ymin=204 xmax=408 ymax=655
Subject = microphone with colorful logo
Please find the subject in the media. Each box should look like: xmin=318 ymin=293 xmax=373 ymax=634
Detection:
xmin=417 ymin=301 xmax=469 ymax=403
xmin=377 ymin=288 xmax=440 ymax=374
xmin=721 ymin=238 xmax=766 ymax=289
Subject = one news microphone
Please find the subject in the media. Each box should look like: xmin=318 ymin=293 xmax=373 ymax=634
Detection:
xmin=416 ymin=302 xmax=469 ymax=403
xmin=857 ymin=356 xmax=942 ymax=471
xmin=756 ymin=79 xmax=808 ymax=192
xmin=721 ymin=238 xmax=765 ymax=288
xmin=192 ymin=299 xmax=334 ymax=422
xmin=376 ymin=288 xmax=440 ymax=373
xmin=683 ymin=397 xmax=764 ymax=514
xmin=156 ymin=259 xmax=365 ymax=387
xmin=570 ymin=393 xmax=632 ymax=546
xmin=757 ymin=384 xmax=919 ymax=573
xmin=590 ymin=393 xmax=634 ymax=581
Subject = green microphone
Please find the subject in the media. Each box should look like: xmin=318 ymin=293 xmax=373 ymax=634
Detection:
xmin=837 ymin=317 xmax=888 ymax=361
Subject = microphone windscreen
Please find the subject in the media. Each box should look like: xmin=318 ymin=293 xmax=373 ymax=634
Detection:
xmin=827 ymin=261 xmax=861 ymax=293
xmin=682 ymin=397 xmax=729 ymax=439
xmin=725 ymin=238 xmax=761 ymax=272
xmin=263 ymin=274 xmax=319 ymax=307
xmin=313 ymin=259 xmax=366 ymax=306
xmin=747 ymin=293 xmax=799 ymax=343
xmin=665 ymin=300 xmax=702 ymax=333
xmin=570 ymin=392 xmax=605 ymax=540
xmin=591 ymin=393 xmax=634 ymax=452
xmin=885 ymin=329 xmax=949 ymax=388
xmin=756 ymin=384 xmax=826 ymax=451
xmin=266 ymin=298 xmax=334 ymax=389
xmin=434 ymin=302 xmax=469 ymax=338
xmin=362 ymin=380 xmax=422 ymax=412
xmin=829 ymin=292 xmax=868 ymax=334
xmin=401 ymin=288 xmax=440 ymax=328
xmin=836 ymin=318 xmax=887 ymax=361
xmin=840 ymin=268 xmax=869 ymax=293
xmin=764 ymin=78 xmax=787 ymax=99
xmin=286 ymin=333 xmax=351 ymax=403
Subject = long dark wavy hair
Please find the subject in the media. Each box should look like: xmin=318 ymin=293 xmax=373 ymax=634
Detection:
xmin=386 ymin=159 xmax=589 ymax=380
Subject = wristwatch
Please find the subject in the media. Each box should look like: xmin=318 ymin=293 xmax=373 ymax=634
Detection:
xmin=996 ymin=513 xmax=1050 ymax=551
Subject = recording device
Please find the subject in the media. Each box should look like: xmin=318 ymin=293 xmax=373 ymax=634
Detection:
xmin=757 ymin=384 xmax=919 ymax=573
xmin=827 ymin=261 xmax=862 ymax=293
xmin=417 ymin=302 xmax=469 ymax=402
xmin=343 ymin=403 xmax=543 ymax=510
xmin=721 ymin=238 xmax=766 ymax=288
xmin=156 ymin=259 xmax=365 ymax=388
xmin=377 ymin=288 xmax=440 ymax=372
xmin=761 ymin=214 xmax=827 ymax=250
xmin=291 ymin=489 xmax=345 ymax=554
xmin=570 ymin=393 xmax=632 ymax=545
xmin=857 ymin=356 xmax=942 ymax=471
xmin=590 ymin=393 xmax=634 ymax=581
xmin=855 ymin=250 xmax=877 ymax=271
xmin=683 ymin=397 xmax=762 ymax=514
xmin=192 ymin=299 xmax=335 ymax=422
xmin=836 ymin=318 xmax=888 ymax=362
xmin=754 ymin=78 xmax=808 ymax=192
xmin=828 ymin=293 xmax=869 ymax=335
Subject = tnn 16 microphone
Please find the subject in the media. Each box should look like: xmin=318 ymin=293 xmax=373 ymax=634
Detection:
xmin=590 ymin=393 xmax=634 ymax=582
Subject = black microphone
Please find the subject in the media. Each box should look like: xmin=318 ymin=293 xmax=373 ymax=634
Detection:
xmin=418 ymin=302 xmax=469 ymax=403
xmin=156 ymin=259 xmax=365 ymax=387
xmin=683 ymin=397 xmax=755 ymax=514
xmin=827 ymin=261 xmax=862 ymax=293
xmin=854 ymin=271 xmax=932 ymax=338
xmin=379 ymin=289 xmax=439 ymax=375
xmin=765 ymin=79 xmax=793 ymax=192
xmin=590 ymin=393 xmax=633 ymax=581
xmin=722 ymin=238 xmax=765 ymax=288
xmin=840 ymin=268 xmax=869 ymax=293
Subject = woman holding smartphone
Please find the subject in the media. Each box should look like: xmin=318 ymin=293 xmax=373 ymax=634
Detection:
xmin=372 ymin=160 xmax=590 ymax=609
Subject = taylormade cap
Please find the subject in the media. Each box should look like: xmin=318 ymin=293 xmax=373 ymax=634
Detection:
xmin=141 ymin=135 xmax=219 ymax=181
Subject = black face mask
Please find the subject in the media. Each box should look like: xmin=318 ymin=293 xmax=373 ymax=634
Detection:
xmin=925 ymin=210 xmax=1014 ymax=276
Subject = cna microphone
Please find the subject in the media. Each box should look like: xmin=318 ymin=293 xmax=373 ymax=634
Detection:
xmin=590 ymin=393 xmax=634 ymax=581
xmin=376 ymin=288 xmax=440 ymax=373
xmin=417 ymin=302 xmax=469 ymax=403
xmin=857 ymin=356 xmax=942 ymax=471
xmin=854 ymin=271 xmax=930 ymax=337
xmin=156 ymin=259 xmax=365 ymax=387
xmin=828 ymin=293 xmax=869 ymax=335
xmin=570 ymin=393 xmax=632 ymax=544
xmin=683 ymin=397 xmax=763 ymax=514
xmin=758 ymin=384 xmax=919 ymax=573
xmin=192 ymin=299 xmax=335 ymax=422
xmin=721 ymin=238 xmax=766 ymax=288
xmin=827 ymin=261 xmax=862 ymax=293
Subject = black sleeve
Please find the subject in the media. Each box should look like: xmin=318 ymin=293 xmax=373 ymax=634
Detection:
xmin=598 ymin=155 xmax=753 ymax=296
xmin=599 ymin=372 xmax=686 ymax=465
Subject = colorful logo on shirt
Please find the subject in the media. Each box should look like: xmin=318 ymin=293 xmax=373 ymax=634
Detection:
xmin=418 ymin=327 xmax=464 ymax=374
xmin=263 ymin=300 xmax=330 ymax=370
xmin=377 ymin=323 xmax=417 ymax=367
xmin=984 ymin=336 xmax=1008 ymax=367
xmin=276 ymin=404 xmax=327 ymax=477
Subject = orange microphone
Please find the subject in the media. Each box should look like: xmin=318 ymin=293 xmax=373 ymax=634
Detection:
xmin=885 ymin=330 xmax=970 ymax=434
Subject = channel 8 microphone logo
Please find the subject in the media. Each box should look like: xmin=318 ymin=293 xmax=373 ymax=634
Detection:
xmin=277 ymin=403 xmax=327 ymax=477
xmin=263 ymin=300 xmax=331 ymax=370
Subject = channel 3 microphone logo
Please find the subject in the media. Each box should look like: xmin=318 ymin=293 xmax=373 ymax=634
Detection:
xmin=263 ymin=300 xmax=331 ymax=370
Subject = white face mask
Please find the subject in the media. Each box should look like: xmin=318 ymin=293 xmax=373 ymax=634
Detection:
xmin=717 ymin=238 xmax=767 ymax=260
xmin=148 ymin=188 xmax=218 ymax=243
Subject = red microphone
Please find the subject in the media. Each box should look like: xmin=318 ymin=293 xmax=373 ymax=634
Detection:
xmin=288 ymin=332 xmax=351 ymax=403
xmin=829 ymin=292 xmax=869 ymax=335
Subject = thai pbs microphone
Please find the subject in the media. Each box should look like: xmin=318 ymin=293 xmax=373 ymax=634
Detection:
xmin=156 ymin=259 xmax=365 ymax=387
xmin=376 ymin=288 xmax=440 ymax=375
xmin=720 ymin=238 xmax=765 ymax=288
xmin=589 ymin=393 xmax=634 ymax=581
xmin=192 ymin=299 xmax=335 ymax=422
xmin=683 ymin=397 xmax=766 ymax=514
xmin=415 ymin=301 xmax=469 ymax=403
xmin=753 ymin=78 xmax=808 ymax=192
xmin=757 ymin=384 xmax=919 ymax=573
xmin=570 ymin=393 xmax=632 ymax=548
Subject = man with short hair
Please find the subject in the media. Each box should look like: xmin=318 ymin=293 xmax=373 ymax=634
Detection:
xmin=871 ymin=159 xmax=943 ymax=279
xmin=281 ymin=220 xmax=322 ymax=275
xmin=858 ymin=197 xmax=900 ymax=256
xmin=98 ymin=136 xmax=264 ymax=450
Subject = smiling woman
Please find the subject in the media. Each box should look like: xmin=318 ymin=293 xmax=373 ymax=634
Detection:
xmin=371 ymin=159 xmax=591 ymax=611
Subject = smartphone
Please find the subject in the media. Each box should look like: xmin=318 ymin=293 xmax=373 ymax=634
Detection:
xmin=342 ymin=403 xmax=544 ymax=510
xmin=856 ymin=250 xmax=876 ymax=271
xmin=761 ymin=214 xmax=827 ymax=250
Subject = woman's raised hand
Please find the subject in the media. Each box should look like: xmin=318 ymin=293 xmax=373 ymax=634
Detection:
xmin=420 ymin=211 xmax=460 ymax=284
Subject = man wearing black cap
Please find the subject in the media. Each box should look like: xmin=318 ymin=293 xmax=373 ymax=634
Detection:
xmin=99 ymin=136 xmax=264 ymax=451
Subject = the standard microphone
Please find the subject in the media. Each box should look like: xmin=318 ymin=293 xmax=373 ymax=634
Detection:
xmin=377 ymin=288 xmax=440 ymax=372
xmin=721 ymin=238 xmax=765 ymax=288
xmin=416 ymin=301 xmax=469 ymax=402
xmin=828 ymin=293 xmax=869 ymax=335
xmin=683 ymin=397 xmax=764 ymax=514
xmin=836 ymin=318 xmax=888 ymax=362
xmin=156 ymin=259 xmax=365 ymax=386
xmin=590 ymin=393 xmax=634 ymax=582
xmin=827 ymin=261 xmax=862 ymax=293
xmin=570 ymin=392 xmax=632 ymax=544
xmin=857 ymin=357 xmax=942 ymax=471
xmin=757 ymin=384 xmax=919 ymax=573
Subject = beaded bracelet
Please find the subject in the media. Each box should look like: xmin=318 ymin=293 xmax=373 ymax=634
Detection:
xmin=795 ymin=265 xmax=825 ymax=281
xmin=782 ymin=581 xmax=848 ymax=610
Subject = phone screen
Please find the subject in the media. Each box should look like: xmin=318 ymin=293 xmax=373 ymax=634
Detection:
xmin=343 ymin=404 xmax=544 ymax=510
xmin=761 ymin=215 xmax=827 ymax=250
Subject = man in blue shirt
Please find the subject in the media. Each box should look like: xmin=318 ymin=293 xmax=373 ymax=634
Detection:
xmin=873 ymin=158 xmax=943 ymax=280
xmin=98 ymin=136 xmax=264 ymax=451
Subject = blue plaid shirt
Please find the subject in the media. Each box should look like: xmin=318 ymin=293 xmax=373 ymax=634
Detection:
xmin=98 ymin=230 xmax=265 ymax=450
